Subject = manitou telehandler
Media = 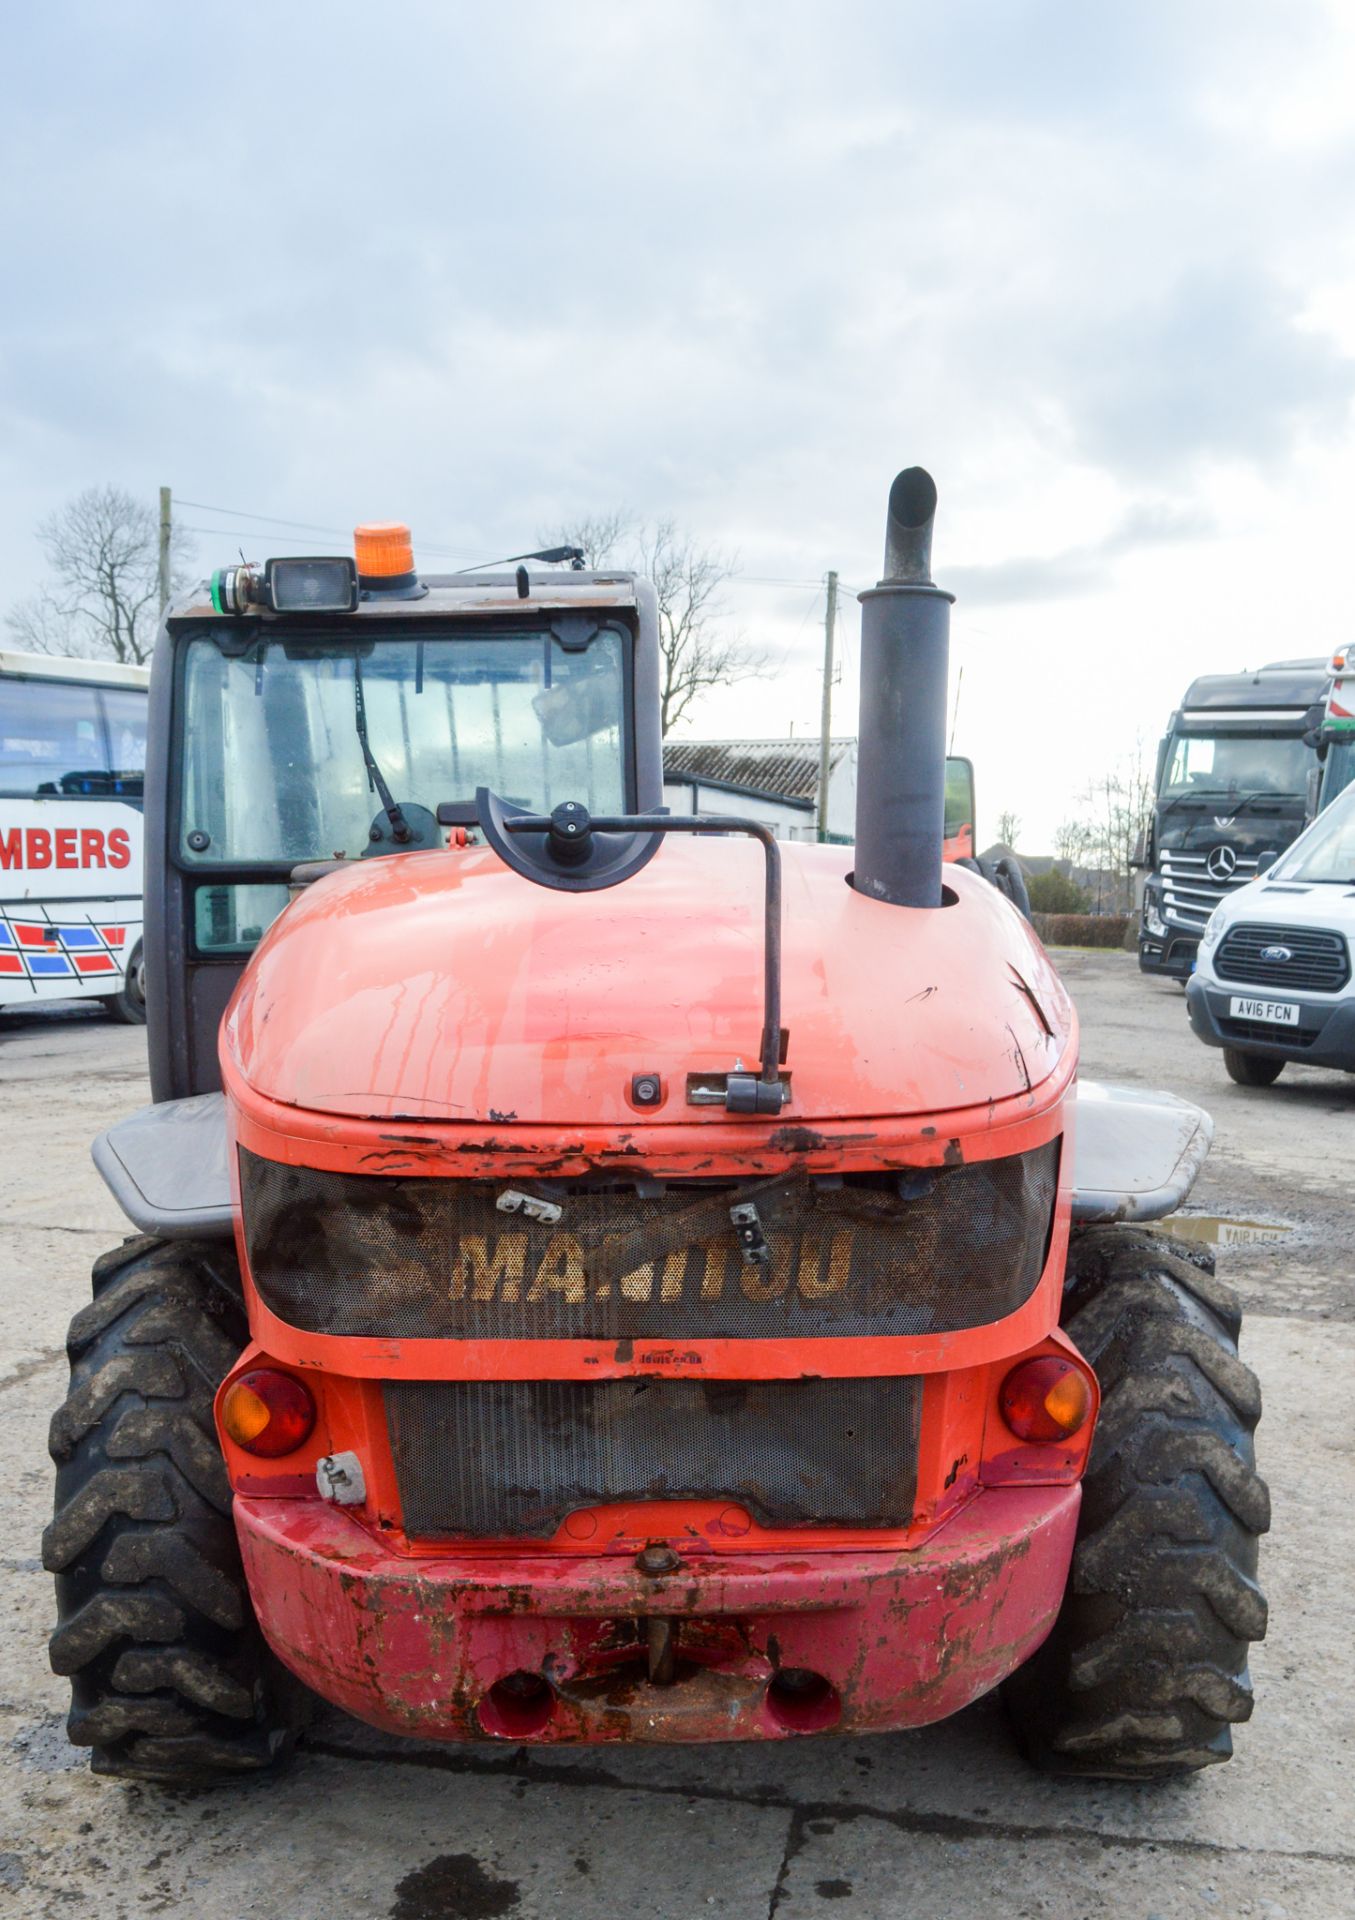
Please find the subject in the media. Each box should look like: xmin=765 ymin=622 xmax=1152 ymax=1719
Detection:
xmin=45 ymin=478 xmax=1268 ymax=1784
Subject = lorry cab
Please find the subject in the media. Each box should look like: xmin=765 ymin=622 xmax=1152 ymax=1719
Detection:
xmin=1139 ymin=659 xmax=1355 ymax=980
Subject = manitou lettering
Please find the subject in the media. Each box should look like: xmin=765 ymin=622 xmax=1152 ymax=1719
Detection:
xmin=443 ymin=1229 xmax=858 ymax=1309
xmin=453 ymin=1236 xmax=527 ymax=1303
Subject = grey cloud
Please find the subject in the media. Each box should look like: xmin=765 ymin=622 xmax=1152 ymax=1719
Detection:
xmin=1057 ymin=267 xmax=1355 ymax=474
xmin=0 ymin=0 xmax=1352 ymax=617
xmin=947 ymin=499 xmax=1218 ymax=609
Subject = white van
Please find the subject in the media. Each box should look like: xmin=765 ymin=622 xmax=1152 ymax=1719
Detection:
xmin=1186 ymin=780 xmax=1355 ymax=1084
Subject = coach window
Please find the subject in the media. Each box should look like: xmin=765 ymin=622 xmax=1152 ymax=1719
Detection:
xmin=0 ymin=680 xmax=103 ymax=796
xmin=99 ymin=689 xmax=148 ymax=790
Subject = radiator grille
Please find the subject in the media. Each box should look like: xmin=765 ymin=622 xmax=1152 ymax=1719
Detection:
xmin=384 ymin=1375 xmax=923 ymax=1537
xmin=240 ymin=1141 xmax=1059 ymax=1342
xmin=1214 ymin=922 xmax=1350 ymax=993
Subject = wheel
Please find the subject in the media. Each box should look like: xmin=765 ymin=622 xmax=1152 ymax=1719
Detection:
xmin=42 ymin=1235 xmax=301 ymax=1784
xmin=1223 ymin=1048 xmax=1284 ymax=1087
xmin=102 ymin=940 xmax=146 ymax=1025
xmin=1002 ymin=1225 xmax=1269 ymax=1779
xmin=974 ymin=854 xmax=1033 ymax=921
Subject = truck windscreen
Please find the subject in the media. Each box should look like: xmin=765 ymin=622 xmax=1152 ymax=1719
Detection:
xmin=1161 ymin=733 xmax=1310 ymax=799
xmin=178 ymin=629 xmax=627 ymax=865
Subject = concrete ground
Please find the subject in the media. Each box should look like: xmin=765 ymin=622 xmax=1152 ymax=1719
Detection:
xmin=0 ymin=952 xmax=1351 ymax=1919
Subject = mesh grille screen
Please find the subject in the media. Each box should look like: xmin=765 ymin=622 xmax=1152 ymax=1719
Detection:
xmin=241 ymin=1141 xmax=1059 ymax=1341
xmin=384 ymin=1375 xmax=922 ymax=1537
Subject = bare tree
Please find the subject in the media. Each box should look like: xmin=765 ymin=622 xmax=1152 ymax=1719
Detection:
xmin=553 ymin=509 xmax=635 ymax=570
xmin=5 ymin=485 xmax=194 ymax=665
xmin=544 ymin=508 xmax=766 ymax=734
xmin=995 ymin=809 xmax=1022 ymax=850
xmin=1079 ymin=741 xmax=1154 ymax=912
xmin=1053 ymin=818 xmax=1097 ymax=870
xmin=4 ymin=591 xmax=75 ymax=656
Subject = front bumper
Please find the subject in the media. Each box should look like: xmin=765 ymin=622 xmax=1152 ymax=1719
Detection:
xmin=1187 ymin=976 xmax=1355 ymax=1070
xmin=236 ymin=1484 xmax=1079 ymax=1743
xmin=1138 ymin=929 xmax=1199 ymax=978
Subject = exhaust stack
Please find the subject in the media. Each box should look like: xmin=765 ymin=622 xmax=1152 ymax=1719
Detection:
xmin=851 ymin=467 xmax=954 ymax=909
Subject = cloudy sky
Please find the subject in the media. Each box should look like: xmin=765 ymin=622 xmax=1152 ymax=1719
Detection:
xmin=5 ymin=0 xmax=1355 ymax=844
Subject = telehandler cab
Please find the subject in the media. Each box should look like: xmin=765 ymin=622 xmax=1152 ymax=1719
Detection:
xmin=45 ymin=482 xmax=1268 ymax=1784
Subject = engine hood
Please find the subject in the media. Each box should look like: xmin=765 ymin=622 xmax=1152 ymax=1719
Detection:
xmin=1210 ymin=874 xmax=1355 ymax=936
xmin=222 ymin=840 xmax=1074 ymax=1128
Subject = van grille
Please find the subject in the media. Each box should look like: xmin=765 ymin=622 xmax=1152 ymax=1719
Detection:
xmin=1214 ymin=922 xmax=1350 ymax=994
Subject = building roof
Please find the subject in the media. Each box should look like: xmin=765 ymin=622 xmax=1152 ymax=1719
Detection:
xmin=663 ymin=737 xmax=854 ymax=804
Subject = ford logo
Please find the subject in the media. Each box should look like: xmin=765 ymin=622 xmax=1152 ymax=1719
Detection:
xmin=1260 ymin=945 xmax=1293 ymax=962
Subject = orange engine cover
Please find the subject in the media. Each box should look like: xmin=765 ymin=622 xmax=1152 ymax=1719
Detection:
xmin=223 ymin=839 xmax=1074 ymax=1133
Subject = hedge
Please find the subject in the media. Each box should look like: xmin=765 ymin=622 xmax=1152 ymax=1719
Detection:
xmin=1032 ymin=911 xmax=1132 ymax=948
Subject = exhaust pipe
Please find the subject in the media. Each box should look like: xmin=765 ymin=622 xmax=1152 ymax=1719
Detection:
xmin=851 ymin=467 xmax=954 ymax=909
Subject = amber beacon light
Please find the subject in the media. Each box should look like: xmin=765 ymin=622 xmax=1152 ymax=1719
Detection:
xmin=354 ymin=521 xmax=425 ymax=596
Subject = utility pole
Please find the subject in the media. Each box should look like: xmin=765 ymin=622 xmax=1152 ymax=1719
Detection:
xmin=158 ymin=487 xmax=172 ymax=616
xmin=816 ymin=569 xmax=838 ymax=841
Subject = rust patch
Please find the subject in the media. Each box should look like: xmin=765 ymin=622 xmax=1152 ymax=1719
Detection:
xmin=767 ymin=1125 xmax=828 ymax=1153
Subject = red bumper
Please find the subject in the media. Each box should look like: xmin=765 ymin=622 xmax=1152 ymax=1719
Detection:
xmin=236 ymin=1484 xmax=1079 ymax=1743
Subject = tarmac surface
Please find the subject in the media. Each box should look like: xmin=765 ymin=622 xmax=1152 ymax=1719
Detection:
xmin=0 ymin=949 xmax=1351 ymax=1919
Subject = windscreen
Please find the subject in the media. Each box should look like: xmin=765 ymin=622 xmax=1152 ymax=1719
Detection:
xmin=1272 ymin=786 xmax=1355 ymax=883
xmin=1161 ymin=732 xmax=1311 ymax=800
xmin=179 ymin=628 xmax=627 ymax=864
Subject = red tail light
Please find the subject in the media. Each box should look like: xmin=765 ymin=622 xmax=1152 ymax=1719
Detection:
xmin=221 ymin=1369 xmax=316 ymax=1458
xmin=1000 ymin=1356 xmax=1092 ymax=1443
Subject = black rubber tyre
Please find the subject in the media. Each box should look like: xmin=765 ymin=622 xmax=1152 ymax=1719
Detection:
xmin=43 ymin=1235 xmax=300 ymax=1784
xmin=1002 ymin=1225 xmax=1269 ymax=1779
xmin=1223 ymin=1048 xmax=1285 ymax=1088
xmin=983 ymin=854 xmax=1033 ymax=923
xmin=102 ymin=940 xmax=147 ymax=1025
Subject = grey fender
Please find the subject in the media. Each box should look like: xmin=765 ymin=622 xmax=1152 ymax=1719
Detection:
xmin=1070 ymin=1079 xmax=1213 ymax=1224
xmin=92 ymin=1092 xmax=234 ymax=1239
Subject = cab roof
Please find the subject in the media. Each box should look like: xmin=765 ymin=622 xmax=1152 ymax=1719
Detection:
xmin=169 ymin=570 xmax=644 ymax=625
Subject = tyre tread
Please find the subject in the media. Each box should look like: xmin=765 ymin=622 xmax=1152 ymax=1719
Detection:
xmin=1003 ymin=1223 xmax=1268 ymax=1779
xmin=47 ymin=1236 xmax=295 ymax=1784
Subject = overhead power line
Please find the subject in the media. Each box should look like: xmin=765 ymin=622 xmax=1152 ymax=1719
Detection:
xmin=178 ymin=497 xmax=835 ymax=588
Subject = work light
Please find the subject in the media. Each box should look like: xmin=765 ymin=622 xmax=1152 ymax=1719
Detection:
xmin=265 ymin=556 xmax=360 ymax=612
xmin=209 ymin=556 xmax=359 ymax=615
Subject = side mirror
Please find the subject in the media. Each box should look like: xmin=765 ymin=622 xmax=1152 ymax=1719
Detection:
xmin=1305 ymin=764 xmax=1323 ymax=823
xmin=944 ymin=755 xmax=976 ymax=842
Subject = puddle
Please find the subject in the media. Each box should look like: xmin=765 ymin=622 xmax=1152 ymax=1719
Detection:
xmin=1154 ymin=1213 xmax=1293 ymax=1249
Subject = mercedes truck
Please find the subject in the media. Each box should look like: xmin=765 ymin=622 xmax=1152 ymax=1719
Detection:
xmin=1137 ymin=657 xmax=1355 ymax=980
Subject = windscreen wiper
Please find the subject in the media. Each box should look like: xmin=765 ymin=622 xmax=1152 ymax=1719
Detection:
xmin=1216 ymin=789 xmax=1302 ymax=811
xmin=353 ymin=659 xmax=412 ymax=845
